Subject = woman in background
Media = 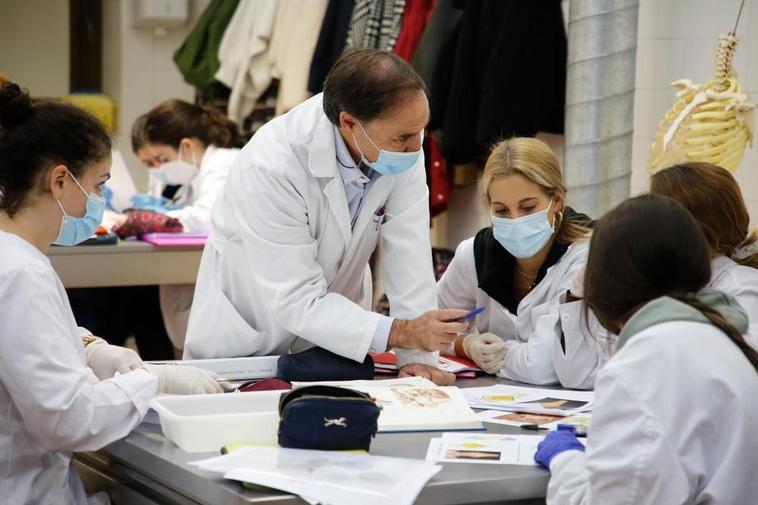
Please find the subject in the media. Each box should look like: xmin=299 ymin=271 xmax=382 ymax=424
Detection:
xmin=131 ymin=99 xmax=243 ymax=352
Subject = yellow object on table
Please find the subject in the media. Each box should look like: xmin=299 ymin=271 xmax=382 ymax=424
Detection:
xmin=60 ymin=94 xmax=117 ymax=134
xmin=648 ymin=34 xmax=757 ymax=173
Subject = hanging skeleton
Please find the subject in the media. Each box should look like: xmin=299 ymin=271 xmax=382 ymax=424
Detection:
xmin=648 ymin=33 xmax=757 ymax=174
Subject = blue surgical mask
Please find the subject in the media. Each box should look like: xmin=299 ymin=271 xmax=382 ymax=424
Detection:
xmin=54 ymin=171 xmax=106 ymax=246
xmin=491 ymin=201 xmax=556 ymax=258
xmin=352 ymin=123 xmax=422 ymax=176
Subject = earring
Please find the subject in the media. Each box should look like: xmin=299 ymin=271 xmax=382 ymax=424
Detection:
xmin=554 ymin=210 xmax=564 ymax=230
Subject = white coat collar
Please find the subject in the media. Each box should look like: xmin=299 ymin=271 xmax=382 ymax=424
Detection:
xmin=711 ymin=255 xmax=736 ymax=283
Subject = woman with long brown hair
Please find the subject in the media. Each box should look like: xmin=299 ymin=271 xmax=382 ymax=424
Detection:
xmin=536 ymin=194 xmax=758 ymax=504
xmin=651 ymin=162 xmax=758 ymax=339
xmin=438 ymin=137 xmax=607 ymax=388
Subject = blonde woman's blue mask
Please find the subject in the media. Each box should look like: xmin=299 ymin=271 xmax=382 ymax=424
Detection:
xmin=491 ymin=201 xmax=556 ymax=258
xmin=353 ymin=123 xmax=422 ymax=176
xmin=54 ymin=171 xmax=106 ymax=246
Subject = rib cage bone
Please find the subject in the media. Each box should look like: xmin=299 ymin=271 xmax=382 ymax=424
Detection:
xmin=648 ymin=34 xmax=756 ymax=173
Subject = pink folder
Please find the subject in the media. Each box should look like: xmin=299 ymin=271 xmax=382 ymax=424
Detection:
xmin=141 ymin=233 xmax=207 ymax=247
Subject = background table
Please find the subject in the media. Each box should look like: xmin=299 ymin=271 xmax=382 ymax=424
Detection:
xmin=48 ymin=240 xmax=204 ymax=288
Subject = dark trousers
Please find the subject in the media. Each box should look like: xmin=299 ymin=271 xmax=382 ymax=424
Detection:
xmin=67 ymin=286 xmax=175 ymax=361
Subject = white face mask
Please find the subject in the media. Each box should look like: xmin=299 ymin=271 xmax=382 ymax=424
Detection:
xmin=158 ymin=144 xmax=197 ymax=185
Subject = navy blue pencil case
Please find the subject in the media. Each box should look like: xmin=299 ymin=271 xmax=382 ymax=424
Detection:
xmin=277 ymin=385 xmax=381 ymax=451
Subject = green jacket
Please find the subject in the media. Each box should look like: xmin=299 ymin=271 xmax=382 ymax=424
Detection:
xmin=173 ymin=0 xmax=240 ymax=93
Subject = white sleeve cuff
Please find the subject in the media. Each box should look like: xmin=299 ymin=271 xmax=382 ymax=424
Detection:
xmin=370 ymin=316 xmax=394 ymax=353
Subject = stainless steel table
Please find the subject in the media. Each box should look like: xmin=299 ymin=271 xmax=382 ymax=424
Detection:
xmin=76 ymin=377 xmax=552 ymax=505
xmin=48 ymin=240 xmax=204 ymax=288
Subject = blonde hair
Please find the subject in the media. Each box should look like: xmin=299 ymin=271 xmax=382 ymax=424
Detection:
xmin=481 ymin=137 xmax=591 ymax=244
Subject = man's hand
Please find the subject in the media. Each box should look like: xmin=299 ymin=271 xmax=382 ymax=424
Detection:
xmin=389 ymin=309 xmax=469 ymax=352
xmin=398 ymin=363 xmax=456 ymax=386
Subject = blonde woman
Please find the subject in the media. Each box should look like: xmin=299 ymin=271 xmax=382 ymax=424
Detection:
xmin=438 ymin=137 xmax=606 ymax=388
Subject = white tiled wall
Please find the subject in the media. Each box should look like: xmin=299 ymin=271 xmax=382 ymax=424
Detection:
xmin=102 ymin=0 xmax=210 ymax=190
xmin=632 ymin=0 xmax=758 ymax=225
xmin=0 ymin=0 xmax=69 ymax=97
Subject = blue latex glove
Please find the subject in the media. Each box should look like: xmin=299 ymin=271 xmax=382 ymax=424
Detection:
xmin=101 ymin=186 xmax=115 ymax=211
xmin=129 ymin=193 xmax=184 ymax=213
xmin=534 ymin=430 xmax=586 ymax=469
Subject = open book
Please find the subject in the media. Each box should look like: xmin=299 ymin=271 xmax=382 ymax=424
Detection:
xmin=293 ymin=377 xmax=483 ymax=432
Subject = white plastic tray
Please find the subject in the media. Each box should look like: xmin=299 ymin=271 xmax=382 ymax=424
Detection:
xmin=149 ymin=391 xmax=281 ymax=453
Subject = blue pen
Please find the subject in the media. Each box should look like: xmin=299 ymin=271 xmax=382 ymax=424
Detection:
xmin=454 ymin=306 xmax=486 ymax=322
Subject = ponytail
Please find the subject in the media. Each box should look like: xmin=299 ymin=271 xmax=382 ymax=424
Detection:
xmin=672 ymin=294 xmax=758 ymax=374
xmin=134 ymin=99 xmax=243 ymax=153
xmin=200 ymin=105 xmax=243 ymax=148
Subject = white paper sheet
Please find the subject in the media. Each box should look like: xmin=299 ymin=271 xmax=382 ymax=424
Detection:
xmin=425 ymin=433 xmax=547 ymax=466
xmin=191 ymin=446 xmax=441 ymax=505
xmin=462 ymin=385 xmax=594 ymax=416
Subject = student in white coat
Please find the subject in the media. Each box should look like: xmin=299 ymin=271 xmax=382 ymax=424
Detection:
xmin=536 ymin=194 xmax=758 ymax=504
xmin=562 ymin=161 xmax=758 ymax=388
xmin=0 ymin=83 xmax=220 ymax=505
xmin=132 ymin=99 xmax=242 ymax=352
xmin=184 ymin=49 xmax=469 ymax=385
xmin=438 ymin=138 xmax=607 ymax=388
xmin=651 ymin=162 xmax=758 ymax=342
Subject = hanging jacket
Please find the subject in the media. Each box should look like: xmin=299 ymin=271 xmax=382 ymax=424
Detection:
xmin=430 ymin=0 xmax=566 ymax=164
xmin=268 ymin=0 xmax=329 ymax=114
xmin=346 ymin=0 xmax=407 ymax=50
xmin=215 ymin=0 xmax=278 ymax=124
xmin=393 ymin=0 xmax=436 ymax=61
xmin=173 ymin=0 xmax=240 ymax=94
xmin=307 ymin=0 xmax=356 ymax=94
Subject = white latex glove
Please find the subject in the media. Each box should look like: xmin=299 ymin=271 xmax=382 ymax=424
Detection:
xmin=85 ymin=338 xmax=144 ymax=380
xmin=462 ymin=333 xmax=508 ymax=374
xmin=143 ymin=364 xmax=223 ymax=395
xmin=568 ymin=266 xmax=585 ymax=299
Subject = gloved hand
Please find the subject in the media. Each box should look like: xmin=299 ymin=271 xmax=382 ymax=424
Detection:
xmin=85 ymin=338 xmax=144 ymax=380
xmin=143 ymin=364 xmax=223 ymax=395
xmin=568 ymin=266 xmax=586 ymax=299
xmin=534 ymin=430 xmax=586 ymax=469
xmin=462 ymin=333 xmax=508 ymax=374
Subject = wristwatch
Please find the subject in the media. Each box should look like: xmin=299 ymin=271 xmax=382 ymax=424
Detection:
xmin=81 ymin=335 xmax=101 ymax=347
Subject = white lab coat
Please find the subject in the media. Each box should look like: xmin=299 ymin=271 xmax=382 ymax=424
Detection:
xmin=547 ymin=320 xmax=758 ymax=504
xmin=184 ymin=94 xmax=438 ymax=368
xmin=711 ymin=255 xmax=758 ymax=348
xmin=438 ymin=238 xmax=607 ymax=387
xmin=147 ymin=144 xmax=239 ymax=235
xmin=150 ymin=145 xmax=239 ymax=351
xmin=0 ymin=231 xmax=158 ymax=505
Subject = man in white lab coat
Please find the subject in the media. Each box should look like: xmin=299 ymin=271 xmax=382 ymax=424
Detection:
xmin=184 ymin=49 xmax=468 ymax=384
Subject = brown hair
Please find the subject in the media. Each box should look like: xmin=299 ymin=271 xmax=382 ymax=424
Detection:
xmin=0 ymin=83 xmax=111 ymax=217
xmin=481 ymin=137 xmax=591 ymax=244
xmin=132 ymin=99 xmax=242 ymax=153
xmin=323 ymin=48 xmax=427 ymax=126
xmin=651 ymin=162 xmax=758 ymax=268
xmin=585 ymin=194 xmax=758 ymax=372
